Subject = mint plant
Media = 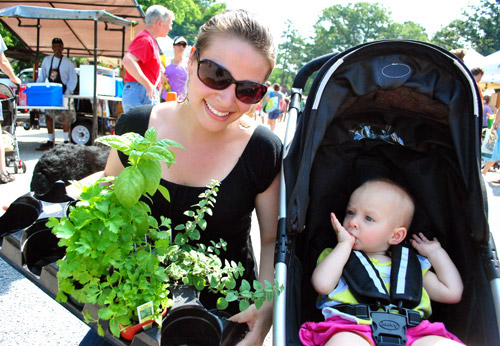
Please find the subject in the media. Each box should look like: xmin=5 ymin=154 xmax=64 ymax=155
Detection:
xmin=48 ymin=128 xmax=281 ymax=339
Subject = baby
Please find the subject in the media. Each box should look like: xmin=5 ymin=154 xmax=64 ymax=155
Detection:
xmin=300 ymin=178 xmax=465 ymax=346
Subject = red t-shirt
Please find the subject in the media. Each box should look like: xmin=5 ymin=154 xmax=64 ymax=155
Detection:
xmin=124 ymin=30 xmax=161 ymax=89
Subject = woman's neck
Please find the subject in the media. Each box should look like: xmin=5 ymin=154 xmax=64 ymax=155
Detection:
xmin=172 ymin=53 xmax=184 ymax=65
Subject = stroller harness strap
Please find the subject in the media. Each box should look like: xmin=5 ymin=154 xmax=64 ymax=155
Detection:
xmin=342 ymin=245 xmax=423 ymax=309
xmin=340 ymin=245 xmax=424 ymax=346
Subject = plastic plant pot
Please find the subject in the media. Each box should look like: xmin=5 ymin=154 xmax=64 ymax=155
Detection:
xmin=20 ymin=218 xmax=66 ymax=276
xmin=0 ymin=194 xmax=42 ymax=240
xmin=161 ymin=285 xmax=248 ymax=346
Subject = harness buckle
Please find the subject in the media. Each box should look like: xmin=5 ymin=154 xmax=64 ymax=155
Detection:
xmin=371 ymin=311 xmax=407 ymax=346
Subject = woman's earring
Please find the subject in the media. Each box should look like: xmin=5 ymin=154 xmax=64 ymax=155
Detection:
xmin=178 ymin=74 xmax=191 ymax=105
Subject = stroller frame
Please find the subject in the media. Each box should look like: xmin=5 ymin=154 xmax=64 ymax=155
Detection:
xmin=273 ymin=40 xmax=500 ymax=346
xmin=0 ymin=82 xmax=26 ymax=174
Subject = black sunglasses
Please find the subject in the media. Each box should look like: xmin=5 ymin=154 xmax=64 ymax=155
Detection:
xmin=175 ymin=42 xmax=187 ymax=47
xmin=195 ymin=50 xmax=268 ymax=104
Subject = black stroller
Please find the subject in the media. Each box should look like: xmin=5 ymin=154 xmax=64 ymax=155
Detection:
xmin=0 ymin=82 xmax=26 ymax=174
xmin=273 ymin=40 xmax=500 ymax=346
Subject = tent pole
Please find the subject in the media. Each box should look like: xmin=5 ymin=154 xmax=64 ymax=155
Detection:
xmin=92 ymin=19 xmax=98 ymax=143
xmin=34 ymin=18 xmax=40 ymax=80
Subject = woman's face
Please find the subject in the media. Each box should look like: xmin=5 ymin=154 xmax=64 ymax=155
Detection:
xmin=187 ymin=35 xmax=271 ymax=132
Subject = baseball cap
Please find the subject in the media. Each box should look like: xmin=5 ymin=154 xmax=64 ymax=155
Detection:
xmin=173 ymin=36 xmax=187 ymax=45
xmin=52 ymin=38 xmax=63 ymax=45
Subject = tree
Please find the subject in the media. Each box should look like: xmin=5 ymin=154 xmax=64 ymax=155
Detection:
xmin=384 ymin=21 xmax=429 ymax=42
xmin=310 ymin=2 xmax=393 ymax=58
xmin=134 ymin=0 xmax=226 ymax=44
xmin=432 ymin=0 xmax=500 ymax=55
xmin=461 ymin=0 xmax=500 ymax=55
xmin=272 ymin=20 xmax=307 ymax=90
xmin=431 ymin=20 xmax=468 ymax=51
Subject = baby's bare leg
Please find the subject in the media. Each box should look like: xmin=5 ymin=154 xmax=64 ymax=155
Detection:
xmin=412 ymin=335 xmax=464 ymax=345
xmin=325 ymin=331 xmax=373 ymax=346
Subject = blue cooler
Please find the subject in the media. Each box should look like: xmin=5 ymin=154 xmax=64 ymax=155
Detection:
xmin=26 ymin=83 xmax=63 ymax=106
xmin=115 ymin=78 xmax=123 ymax=98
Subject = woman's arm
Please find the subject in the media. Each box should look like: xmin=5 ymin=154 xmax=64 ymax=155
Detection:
xmin=65 ymin=148 xmax=125 ymax=199
xmin=410 ymin=233 xmax=463 ymax=304
xmin=229 ymin=173 xmax=280 ymax=346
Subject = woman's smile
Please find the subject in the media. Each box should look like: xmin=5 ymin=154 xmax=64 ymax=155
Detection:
xmin=205 ymin=100 xmax=230 ymax=117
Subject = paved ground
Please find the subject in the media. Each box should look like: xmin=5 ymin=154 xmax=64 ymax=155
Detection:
xmin=0 ymin=120 xmax=499 ymax=346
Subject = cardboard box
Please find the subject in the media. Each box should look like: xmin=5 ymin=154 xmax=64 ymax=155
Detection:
xmin=26 ymin=83 xmax=63 ymax=106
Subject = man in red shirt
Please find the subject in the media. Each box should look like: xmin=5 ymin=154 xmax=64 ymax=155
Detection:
xmin=122 ymin=5 xmax=174 ymax=113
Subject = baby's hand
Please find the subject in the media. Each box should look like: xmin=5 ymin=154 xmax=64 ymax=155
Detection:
xmin=410 ymin=232 xmax=443 ymax=257
xmin=330 ymin=212 xmax=355 ymax=247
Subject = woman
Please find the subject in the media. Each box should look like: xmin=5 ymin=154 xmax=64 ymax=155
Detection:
xmin=78 ymin=9 xmax=280 ymax=346
xmin=161 ymin=35 xmax=188 ymax=102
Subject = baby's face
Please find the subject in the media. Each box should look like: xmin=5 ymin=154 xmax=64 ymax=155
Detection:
xmin=343 ymin=181 xmax=408 ymax=253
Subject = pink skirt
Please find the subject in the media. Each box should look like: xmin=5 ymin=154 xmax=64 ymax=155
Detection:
xmin=299 ymin=316 xmax=465 ymax=346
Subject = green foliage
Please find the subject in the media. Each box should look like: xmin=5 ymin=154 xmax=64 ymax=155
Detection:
xmin=137 ymin=0 xmax=226 ymax=44
xmin=50 ymin=128 xmax=281 ymax=338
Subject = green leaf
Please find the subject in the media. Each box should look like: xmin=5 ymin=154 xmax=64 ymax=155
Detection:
xmin=144 ymin=127 xmax=158 ymax=142
xmin=225 ymin=291 xmax=239 ymax=302
xmin=137 ymin=159 xmax=161 ymax=196
xmin=239 ymin=300 xmax=250 ymax=312
xmin=157 ymin=184 xmax=171 ymax=202
xmin=115 ymin=166 xmax=145 ymax=208
xmin=98 ymin=307 xmax=114 ymax=320
xmin=154 ymin=139 xmax=184 ymax=149
xmin=109 ymin=318 xmax=121 ymax=338
xmin=254 ymin=297 xmax=265 ymax=310
xmin=216 ymin=297 xmax=228 ymax=310
xmin=240 ymin=279 xmax=251 ymax=292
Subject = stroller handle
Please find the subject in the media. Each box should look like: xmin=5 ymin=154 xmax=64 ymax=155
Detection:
xmin=292 ymin=53 xmax=337 ymax=90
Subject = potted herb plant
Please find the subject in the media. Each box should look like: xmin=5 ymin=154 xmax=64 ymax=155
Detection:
xmin=48 ymin=128 xmax=279 ymax=340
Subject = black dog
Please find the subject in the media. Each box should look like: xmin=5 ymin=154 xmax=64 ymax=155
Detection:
xmin=30 ymin=143 xmax=110 ymax=195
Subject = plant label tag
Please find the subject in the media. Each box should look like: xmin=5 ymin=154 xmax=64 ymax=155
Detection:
xmin=137 ymin=301 xmax=154 ymax=331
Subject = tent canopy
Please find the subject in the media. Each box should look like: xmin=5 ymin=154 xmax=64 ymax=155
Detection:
xmin=0 ymin=0 xmax=145 ymax=59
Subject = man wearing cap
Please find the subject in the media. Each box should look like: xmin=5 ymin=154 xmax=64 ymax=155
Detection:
xmin=36 ymin=37 xmax=77 ymax=151
xmin=161 ymin=36 xmax=188 ymax=102
xmin=122 ymin=5 xmax=174 ymax=113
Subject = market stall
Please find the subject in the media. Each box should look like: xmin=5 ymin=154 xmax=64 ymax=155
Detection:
xmin=0 ymin=4 xmax=140 ymax=143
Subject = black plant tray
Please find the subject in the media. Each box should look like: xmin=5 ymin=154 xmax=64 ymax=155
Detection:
xmin=0 ymin=181 xmax=246 ymax=346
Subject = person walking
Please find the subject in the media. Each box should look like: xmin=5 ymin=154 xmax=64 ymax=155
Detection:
xmin=0 ymin=34 xmax=21 ymax=183
xmin=35 ymin=38 xmax=77 ymax=151
xmin=161 ymin=36 xmax=188 ymax=102
xmin=121 ymin=5 xmax=174 ymax=113
xmin=262 ymin=83 xmax=284 ymax=131
xmin=482 ymin=107 xmax=500 ymax=181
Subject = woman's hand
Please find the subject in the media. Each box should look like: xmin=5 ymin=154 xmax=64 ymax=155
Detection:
xmin=229 ymin=301 xmax=272 ymax=346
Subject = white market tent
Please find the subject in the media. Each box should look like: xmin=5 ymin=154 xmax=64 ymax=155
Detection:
xmin=482 ymin=51 xmax=500 ymax=89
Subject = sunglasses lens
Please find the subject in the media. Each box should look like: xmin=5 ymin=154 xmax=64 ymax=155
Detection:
xmin=197 ymin=55 xmax=267 ymax=104
xmin=198 ymin=60 xmax=233 ymax=90
xmin=236 ymin=83 xmax=267 ymax=104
